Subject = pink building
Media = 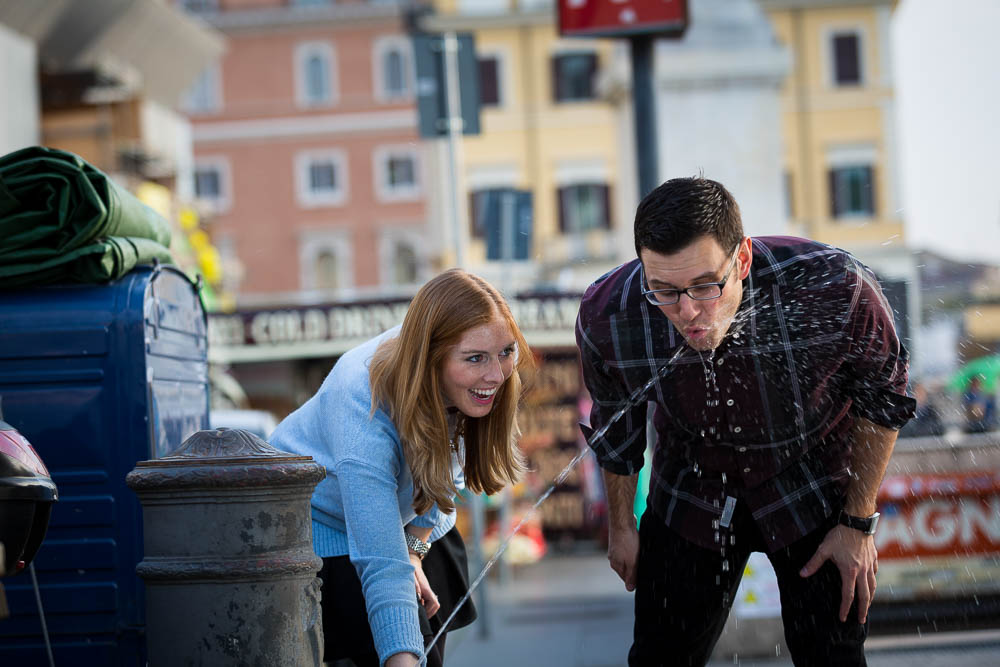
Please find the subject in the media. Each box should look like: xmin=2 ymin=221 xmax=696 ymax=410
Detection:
xmin=179 ymin=0 xmax=430 ymax=305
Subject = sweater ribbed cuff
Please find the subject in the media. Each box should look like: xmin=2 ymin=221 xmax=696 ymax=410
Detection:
xmin=370 ymin=605 xmax=424 ymax=667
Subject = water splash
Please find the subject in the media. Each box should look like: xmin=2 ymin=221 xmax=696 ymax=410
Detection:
xmin=419 ymin=344 xmax=691 ymax=663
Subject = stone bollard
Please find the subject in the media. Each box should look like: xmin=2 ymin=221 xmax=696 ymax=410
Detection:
xmin=126 ymin=428 xmax=326 ymax=667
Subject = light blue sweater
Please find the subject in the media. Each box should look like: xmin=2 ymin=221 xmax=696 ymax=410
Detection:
xmin=269 ymin=326 xmax=462 ymax=665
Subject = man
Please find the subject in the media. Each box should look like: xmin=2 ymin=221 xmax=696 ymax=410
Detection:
xmin=575 ymin=177 xmax=914 ymax=666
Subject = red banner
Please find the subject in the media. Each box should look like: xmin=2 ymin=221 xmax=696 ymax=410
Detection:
xmin=876 ymin=473 xmax=1000 ymax=559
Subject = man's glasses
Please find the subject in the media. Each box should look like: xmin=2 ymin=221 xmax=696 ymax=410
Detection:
xmin=640 ymin=247 xmax=741 ymax=307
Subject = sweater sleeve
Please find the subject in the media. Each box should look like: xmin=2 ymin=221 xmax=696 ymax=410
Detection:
xmin=336 ymin=457 xmax=424 ymax=666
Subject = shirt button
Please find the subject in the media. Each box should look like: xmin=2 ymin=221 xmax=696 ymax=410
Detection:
xmin=738 ymin=446 xmax=747 ymax=453
xmin=734 ymin=426 xmax=742 ymax=433
xmin=726 ymin=399 xmax=734 ymax=406
xmin=743 ymin=467 xmax=751 ymax=473
xmin=717 ymin=358 xmax=724 ymax=366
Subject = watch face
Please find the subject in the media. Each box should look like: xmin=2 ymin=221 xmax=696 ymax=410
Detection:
xmin=866 ymin=512 xmax=880 ymax=535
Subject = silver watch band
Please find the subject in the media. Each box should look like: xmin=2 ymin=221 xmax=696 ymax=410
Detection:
xmin=405 ymin=532 xmax=431 ymax=559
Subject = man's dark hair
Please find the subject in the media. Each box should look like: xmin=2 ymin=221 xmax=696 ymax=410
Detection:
xmin=634 ymin=176 xmax=744 ymax=257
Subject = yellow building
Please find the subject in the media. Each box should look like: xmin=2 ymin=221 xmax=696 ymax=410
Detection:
xmin=424 ymin=1 xmax=631 ymax=292
xmin=762 ymin=0 xmax=903 ymax=250
xmin=426 ymin=0 xmax=907 ymax=285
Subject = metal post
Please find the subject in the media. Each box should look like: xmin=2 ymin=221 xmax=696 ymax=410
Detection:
xmin=468 ymin=492 xmax=490 ymax=638
xmin=497 ymin=191 xmax=518 ymax=583
xmin=631 ymin=35 xmax=659 ymax=200
xmin=442 ymin=32 xmax=465 ymax=268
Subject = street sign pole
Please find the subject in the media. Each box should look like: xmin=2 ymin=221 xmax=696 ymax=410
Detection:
xmin=557 ymin=0 xmax=688 ymax=201
xmin=442 ymin=32 xmax=466 ymax=269
xmin=631 ymin=34 xmax=659 ymax=200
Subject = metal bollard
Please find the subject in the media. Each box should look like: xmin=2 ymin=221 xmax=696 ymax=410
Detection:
xmin=127 ymin=428 xmax=326 ymax=666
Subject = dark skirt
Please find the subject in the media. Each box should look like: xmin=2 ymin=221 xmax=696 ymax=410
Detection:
xmin=318 ymin=525 xmax=478 ymax=666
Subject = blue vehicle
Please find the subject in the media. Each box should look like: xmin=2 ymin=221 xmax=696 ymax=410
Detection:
xmin=0 ymin=265 xmax=209 ymax=666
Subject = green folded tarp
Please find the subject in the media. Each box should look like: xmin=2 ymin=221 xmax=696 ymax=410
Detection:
xmin=0 ymin=146 xmax=174 ymax=287
xmin=0 ymin=236 xmax=174 ymax=288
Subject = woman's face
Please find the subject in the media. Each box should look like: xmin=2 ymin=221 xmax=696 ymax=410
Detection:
xmin=440 ymin=318 xmax=517 ymax=418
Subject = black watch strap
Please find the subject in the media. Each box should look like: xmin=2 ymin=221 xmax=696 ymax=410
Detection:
xmin=839 ymin=510 xmax=880 ymax=535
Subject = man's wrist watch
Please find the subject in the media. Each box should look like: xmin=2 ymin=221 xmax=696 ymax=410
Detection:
xmin=405 ymin=533 xmax=431 ymax=560
xmin=839 ymin=510 xmax=880 ymax=535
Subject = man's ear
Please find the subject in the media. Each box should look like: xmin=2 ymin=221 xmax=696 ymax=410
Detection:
xmin=738 ymin=237 xmax=753 ymax=279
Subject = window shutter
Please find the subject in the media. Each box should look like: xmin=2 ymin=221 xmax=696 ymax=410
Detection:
xmin=866 ymin=166 xmax=876 ymax=216
xmin=552 ymin=56 xmax=563 ymax=102
xmin=600 ymin=184 xmax=611 ymax=229
xmin=833 ymin=34 xmax=860 ymax=85
xmin=585 ymin=53 xmax=598 ymax=99
xmin=557 ymin=186 xmax=568 ymax=233
xmin=469 ymin=191 xmax=482 ymax=238
xmin=829 ymin=169 xmax=840 ymax=218
xmin=478 ymin=58 xmax=499 ymax=106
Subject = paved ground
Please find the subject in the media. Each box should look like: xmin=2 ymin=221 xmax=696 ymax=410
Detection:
xmin=444 ymin=551 xmax=1000 ymax=667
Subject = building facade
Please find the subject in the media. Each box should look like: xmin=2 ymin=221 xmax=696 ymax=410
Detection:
xmin=760 ymin=0 xmax=919 ymax=364
xmin=180 ymin=0 xmax=432 ymax=305
xmin=424 ymin=0 xmax=634 ymax=294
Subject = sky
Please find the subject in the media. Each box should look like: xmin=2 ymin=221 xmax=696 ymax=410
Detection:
xmin=892 ymin=0 xmax=1000 ymax=264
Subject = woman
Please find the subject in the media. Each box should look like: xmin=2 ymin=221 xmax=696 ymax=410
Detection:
xmin=269 ymin=269 xmax=534 ymax=667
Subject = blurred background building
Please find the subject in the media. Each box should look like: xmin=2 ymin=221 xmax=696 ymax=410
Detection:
xmin=2 ymin=0 xmax=998 ymax=560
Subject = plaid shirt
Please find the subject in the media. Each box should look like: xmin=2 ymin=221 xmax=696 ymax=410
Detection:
xmin=576 ymin=236 xmax=915 ymax=552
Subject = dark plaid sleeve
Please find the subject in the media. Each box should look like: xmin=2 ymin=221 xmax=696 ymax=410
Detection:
xmin=576 ymin=308 xmax=648 ymax=476
xmin=843 ymin=263 xmax=917 ymax=429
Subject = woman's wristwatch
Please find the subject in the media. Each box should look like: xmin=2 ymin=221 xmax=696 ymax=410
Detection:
xmin=405 ymin=533 xmax=431 ymax=560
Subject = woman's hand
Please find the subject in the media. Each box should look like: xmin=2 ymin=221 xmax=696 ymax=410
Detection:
xmin=410 ymin=553 xmax=440 ymax=617
xmin=385 ymin=651 xmax=419 ymax=667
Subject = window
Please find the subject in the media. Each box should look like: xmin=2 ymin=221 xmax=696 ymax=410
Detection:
xmin=315 ymin=250 xmax=339 ymax=290
xmin=194 ymin=168 xmax=220 ymax=200
xmin=393 ymin=242 xmax=419 ymax=285
xmin=310 ymin=163 xmax=336 ymax=191
xmin=469 ymin=188 xmax=533 ymax=260
xmin=374 ymin=37 xmax=413 ymax=102
xmin=193 ymin=157 xmax=231 ymax=212
xmin=379 ymin=229 xmax=425 ymax=287
xmin=388 ymin=157 xmax=414 ymax=187
xmin=558 ymin=183 xmax=610 ymax=233
xmin=374 ymin=146 xmax=420 ymax=201
xmin=478 ymin=56 xmax=500 ymax=107
xmin=295 ymin=42 xmax=336 ymax=108
xmin=552 ymin=52 xmax=597 ymax=103
xmin=296 ymin=150 xmax=348 ymax=207
xmin=183 ymin=66 xmax=222 ymax=114
xmin=299 ymin=231 xmax=352 ymax=292
xmin=831 ymin=31 xmax=862 ymax=86
xmin=829 ymin=165 xmax=875 ymax=218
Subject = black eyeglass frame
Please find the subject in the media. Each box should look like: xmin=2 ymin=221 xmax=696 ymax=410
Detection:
xmin=640 ymin=246 xmax=742 ymax=307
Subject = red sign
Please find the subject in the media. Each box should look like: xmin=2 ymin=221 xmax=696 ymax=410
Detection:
xmin=876 ymin=473 xmax=1000 ymax=560
xmin=558 ymin=0 xmax=688 ymax=39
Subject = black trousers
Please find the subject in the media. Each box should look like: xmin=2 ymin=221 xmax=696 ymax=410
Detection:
xmin=318 ymin=526 xmax=477 ymax=667
xmin=629 ymin=503 xmax=868 ymax=667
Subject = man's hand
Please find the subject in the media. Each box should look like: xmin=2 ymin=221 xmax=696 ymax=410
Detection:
xmin=410 ymin=553 xmax=440 ymax=617
xmin=601 ymin=470 xmax=641 ymax=591
xmin=799 ymin=524 xmax=878 ymax=623
xmin=608 ymin=522 xmax=640 ymax=592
